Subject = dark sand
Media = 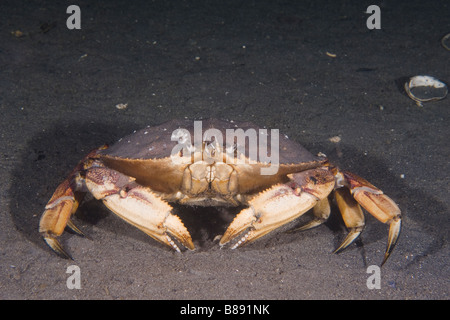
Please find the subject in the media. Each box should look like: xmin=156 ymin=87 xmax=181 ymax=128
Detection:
xmin=1 ymin=0 xmax=448 ymax=300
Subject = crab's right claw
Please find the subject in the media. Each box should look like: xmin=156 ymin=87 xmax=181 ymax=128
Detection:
xmin=100 ymin=187 xmax=195 ymax=252
xmin=85 ymin=167 xmax=194 ymax=252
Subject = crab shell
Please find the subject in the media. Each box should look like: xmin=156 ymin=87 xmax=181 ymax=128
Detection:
xmin=39 ymin=119 xmax=401 ymax=265
xmin=99 ymin=119 xmax=326 ymax=205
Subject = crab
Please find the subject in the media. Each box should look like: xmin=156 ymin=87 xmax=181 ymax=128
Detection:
xmin=39 ymin=119 xmax=401 ymax=265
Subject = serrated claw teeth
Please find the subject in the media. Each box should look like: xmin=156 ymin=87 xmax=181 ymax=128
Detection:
xmin=163 ymin=213 xmax=195 ymax=251
xmin=165 ymin=235 xmax=181 ymax=253
xmin=230 ymin=231 xmax=252 ymax=249
xmin=220 ymin=207 xmax=256 ymax=247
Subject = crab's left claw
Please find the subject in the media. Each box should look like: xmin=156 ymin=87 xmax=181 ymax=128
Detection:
xmin=220 ymin=168 xmax=335 ymax=248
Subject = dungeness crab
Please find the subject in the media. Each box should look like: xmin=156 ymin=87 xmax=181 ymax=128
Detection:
xmin=39 ymin=119 xmax=401 ymax=265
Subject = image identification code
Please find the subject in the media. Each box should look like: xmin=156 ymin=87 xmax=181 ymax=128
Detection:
xmin=180 ymin=304 xmax=270 ymax=317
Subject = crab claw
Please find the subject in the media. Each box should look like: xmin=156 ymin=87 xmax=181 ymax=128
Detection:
xmin=85 ymin=167 xmax=194 ymax=252
xmin=102 ymin=190 xmax=195 ymax=252
xmin=220 ymin=168 xmax=335 ymax=248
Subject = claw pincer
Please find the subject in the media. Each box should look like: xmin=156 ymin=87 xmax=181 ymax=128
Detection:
xmin=220 ymin=168 xmax=335 ymax=248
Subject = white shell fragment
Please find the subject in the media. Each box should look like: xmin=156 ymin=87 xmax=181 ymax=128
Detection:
xmin=328 ymin=136 xmax=341 ymax=143
xmin=404 ymin=75 xmax=448 ymax=107
xmin=115 ymin=103 xmax=128 ymax=110
xmin=441 ymin=33 xmax=450 ymax=51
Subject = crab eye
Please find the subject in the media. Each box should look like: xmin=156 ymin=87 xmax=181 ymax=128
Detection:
xmin=204 ymin=141 xmax=216 ymax=157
